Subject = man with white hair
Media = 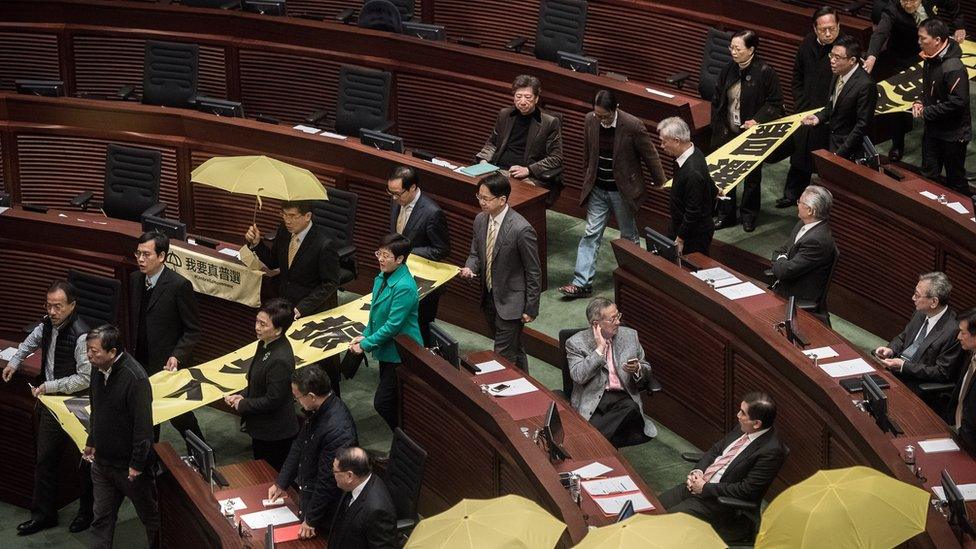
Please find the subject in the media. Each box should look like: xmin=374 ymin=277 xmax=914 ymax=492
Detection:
xmin=657 ymin=116 xmax=717 ymax=255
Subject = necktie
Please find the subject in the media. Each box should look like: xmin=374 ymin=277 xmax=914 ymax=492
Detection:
xmin=832 ymin=76 xmax=844 ymax=107
xmin=395 ymin=205 xmax=409 ymax=234
xmin=703 ymin=434 xmax=750 ymax=481
xmin=145 ymin=278 xmax=153 ymax=290
xmin=287 ymin=234 xmax=300 ymax=268
xmin=900 ymin=319 xmax=929 ymax=361
xmin=485 ymin=220 xmax=497 ymax=291
xmin=955 ymin=356 xmax=976 ymax=428
xmin=605 ymin=339 xmax=622 ymax=391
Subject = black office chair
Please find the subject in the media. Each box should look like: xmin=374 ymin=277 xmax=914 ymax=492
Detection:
xmin=680 ymin=444 xmax=791 ymax=543
xmin=796 ymin=246 xmax=839 ymax=326
xmin=179 ymin=0 xmax=240 ymax=8
xmin=506 ymin=0 xmax=588 ymax=63
xmin=384 ymin=428 xmax=427 ymax=545
xmin=556 ymin=327 xmax=663 ymax=401
xmin=71 ymin=144 xmax=166 ymax=221
xmin=668 ymin=27 xmax=733 ymax=101
xmin=333 ymin=65 xmax=394 ymax=137
xmin=357 ymin=0 xmax=403 ymax=33
xmin=119 ymin=40 xmax=199 ymax=108
xmin=67 ymin=269 xmax=121 ymax=328
xmin=310 ymin=187 xmax=358 ymax=287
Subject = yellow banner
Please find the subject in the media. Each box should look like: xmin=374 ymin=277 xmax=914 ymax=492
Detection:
xmin=41 ymin=255 xmax=459 ymax=450
xmin=168 ymin=244 xmax=264 ymax=308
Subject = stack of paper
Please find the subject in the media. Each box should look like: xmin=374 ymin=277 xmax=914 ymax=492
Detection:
xmin=571 ymin=462 xmax=614 ymax=479
xmin=918 ymin=438 xmax=961 ymax=453
xmin=487 ymin=378 xmax=538 ymax=397
xmin=474 ymin=360 xmax=506 ymax=375
xmin=217 ymin=497 xmax=247 ymax=511
xmin=819 ymin=358 xmax=874 ymax=378
xmin=582 ymin=475 xmax=654 ymax=514
xmin=716 ymin=281 xmax=764 ymax=300
xmin=456 ymin=163 xmax=501 ymax=177
xmin=933 ymin=484 xmax=976 ymax=502
xmin=946 ymin=202 xmax=970 ymax=214
xmin=239 ymin=507 xmax=299 ymax=529
xmin=292 ymin=124 xmax=321 ymax=134
xmin=803 ymin=346 xmax=839 ymax=360
xmin=592 ymin=493 xmax=655 ymax=515
xmin=691 ymin=267 xmax=742 ymax=288
xmin=919 ymin=190 xmax=939 ymax=200
xmin=582 ymin=475 xmax=639 ymax=496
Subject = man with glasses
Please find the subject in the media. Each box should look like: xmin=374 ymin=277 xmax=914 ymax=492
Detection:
xmin=129 ymin=232 xmax=205 ymax=448
xmin=328 ymin=447 xmax=397 ymax=548
xmin=459 ymin=173 xmax=541 ymax=371
xmin=268 ymin=366 xmax=357 ymax=540
xmin=800 ymin=35 xmax=876 ymax=159
xmin=565 ymin=297 xmax=655 ymax=447
xmin=387 ymin=165 xmax=450 ymax=345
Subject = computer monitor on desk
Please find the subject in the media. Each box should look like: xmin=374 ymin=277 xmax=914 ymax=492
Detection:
xmin=782 ymin=296 xmax=809 ymax=348
xmin=142 ymin=214 xmax=187 ymax=241
xmin=642 ymin=227 xmax=701 ymax=271
xmin=185 ymin=430 xmax=228 ymax=492
xmin=542 ymin=401 xmax=571 ymax=462
xmin=428 ymin=322 xmax=459 ymax=368
xmin=942 ymin=469 xmax=976 ymax=543
xmin=360 ymin=129 xmax=405 ymax=154
xmin=861 ymin=374 xmax=902 ymax=435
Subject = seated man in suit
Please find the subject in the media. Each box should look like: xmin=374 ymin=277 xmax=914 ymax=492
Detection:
xmin=876 ymin=272 xmax=963 ymax=412
xmin=387 ymin=165 xmax=451 ymax=345
xmin=329 ymin=447 xmax=397 ymax=549
xmin=566 ymin=297 xmax=656 ymax=448
xmin=268 ymin=366 xmax=358 ymax=540
xmin=771 ymin=185 xmax=837 ymax=320
xmin=951 ymin=308 xmax=976 ymax=454
xmin=477 ymin=74 xmax=563 ymax=206
xmin=660 ymin=392 xmax=787 ymax=542
xmin=801 ymin=35 xmax=876 ymax=160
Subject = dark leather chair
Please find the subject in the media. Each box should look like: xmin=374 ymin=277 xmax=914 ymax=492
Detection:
xmin=337 ymin=0 xmax=414 ymax=25
xmin=119 ymin=40 xmax=199 ymax=108
xmin=357 ymin=0 xmax=403 ymax=33
xmin=796 ymin=246 xmax=839 ymax=326
xmin=334 ymin=64 xmax=394 ymax=137
xmin=668 ymin=27 xmax=733 ymax=101
xmin=71 ymin=144 xmax=166 ymax=221
xmin=557 ymin=327 xmax=663 ymax=401
xmin=507 ymin=0 xmax=588 ymax=63
xmin=67 ymin=269 xmax=121 ymax=328
xmin=384 ymin=427 xmax=427 ymax=544
xmin=310 ymin=187 xmax=358 ymax=287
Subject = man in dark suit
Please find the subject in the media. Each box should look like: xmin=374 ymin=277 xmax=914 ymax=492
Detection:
xmin=459 ymin=173 xmax=542 ymax=371
xmin=660 ymin=392 xmax=786 ymax=542
xmin=268 ymin=366 xmax=358 ymax=540
xmin=949 ymin=308 xmax=976 ymax=454
xmin=387 ymin=165 xmax=451 ymax=344
xmin=801 ymin=36 xmax=877 ymax=160
xmin=876 ymin=272 xmax=964 ymax=410
xmin=329 ymin=447 xmax=397 ymax=549
xmin=245 ymin=200 xmax=342 ymax=392
xmin=558 ymin=89 xmax=666 ymax=298
xmin=477 ymin=74 xmax=563 ymax=206
xmin=130 ymin=232 xmax=204 ymax=445
xmin=771 ymin=185 xmax=837 ymax=319
xmin=657 ymin=116 xmax=718 ymax=256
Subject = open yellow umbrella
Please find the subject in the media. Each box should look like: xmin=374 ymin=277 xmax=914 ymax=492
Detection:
xmin=404 ymin=495 xmax=566 ymax=549
xmin=190 ymin=155 xmax=328 ymax=222
xmin=574 ymin=513 xmax=726 ymax=549
xmin=756 ymin=466 xmax=930 ymax=549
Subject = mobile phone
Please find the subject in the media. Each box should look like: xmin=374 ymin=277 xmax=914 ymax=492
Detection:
xmin=491 ymin=383 xmax=510 ymax=393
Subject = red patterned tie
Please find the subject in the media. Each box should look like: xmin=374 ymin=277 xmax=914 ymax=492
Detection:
xmin=703 ymin=435 xmax=750 ymax=481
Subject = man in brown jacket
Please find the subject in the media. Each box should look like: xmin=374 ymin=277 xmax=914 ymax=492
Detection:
xmin=476 ymin=74 xmax=563 ymax=206
xmin=559 ymin=90 xmax=666 ymax=298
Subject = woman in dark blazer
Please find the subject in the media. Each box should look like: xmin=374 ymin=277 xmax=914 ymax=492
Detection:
xmin=711 ymin=29 xmax=785 ymax=233
xmin=224 ymin=298 xmax=299 ymax=471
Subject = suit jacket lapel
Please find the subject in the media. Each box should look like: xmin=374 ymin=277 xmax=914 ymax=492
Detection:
xmin=390 ymin=203 xmax=400 ymax=232
xmin=725 ymin=430 xmax=771 ymax=473
xmin=289 ymin=226 xmax=315 ymax=270
xmin=146 ymin=268 xmax=167 ymax=311
xmin=526 ymin=116 xmax=542 ymax=161
xmin=587 ymin=116 xmax=600 ymax=169
xmin=917 ymin=311 xmax=951 ymax=355
xmin=402 ymin=196 xmax=426 ymax=236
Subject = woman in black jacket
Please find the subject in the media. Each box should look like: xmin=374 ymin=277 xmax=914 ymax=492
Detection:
xmin=224 ymin=298 xmax=299 ymax=471
xmin=711 ymin=29 xmax=785 ymax=233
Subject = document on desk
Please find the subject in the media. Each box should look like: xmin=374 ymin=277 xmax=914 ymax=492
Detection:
xmin=456 ymin=163 xmax=502 ymax=177
xmin=645 ymin=87 xmax=675 ymax=99
xmin=292 ymin=124 xmax=321 ymax=134
xmin=0 ymin=347 xmax=17 ymax=361
xmin=715 ymin=281 xmax=765 ymax=300
xmin=692 ymin=267 xmax=735 ymax=283
xmin=592 ymin=492 xmax=655 ymax=515
xmin=0 ymin=207 xmax=8 ymax=215
xmin=582 ymin=475 xmax=639 ymax=496
xmin=918 ymin=438 xmax=961 ymax=453
xmin=946 ymin=201 xmax=970 ymax=214
xmin=488 ymin=378 xmax=538 ymax=397
xmin=819 ymin=358 xmax=874 ymax=378
xmin=217 ymin=497 xmax=247 ymax=511
xmin=919 ymin=190 xmax=939 ymax=200
xmin=318 ymin=130 xmax=348 ymax=140
xmin=571 ymin=462 xmax=614 ymax=479
xmin=217 ymin=247 xmax=241 ymax=260
xmin=933 ymin=484 xmax=976 ymax=502
xmin=474 ymin=360 xmax=506 ymax=375
xmin=240 ymin=506 xmax=300 ymax=529
xmin=803 ymin=346 xmax=839 ymax=360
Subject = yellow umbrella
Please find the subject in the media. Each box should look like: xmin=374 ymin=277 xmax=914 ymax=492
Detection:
xmin=404 ymin=494 xmax=566 ymax=549
xmin=574 ymin=513 xmax=726 ymax=549
xmin=756 ymin=466 xmax=930 ymax=549
xmin=190 ymin=155 xmax=328 ymax=222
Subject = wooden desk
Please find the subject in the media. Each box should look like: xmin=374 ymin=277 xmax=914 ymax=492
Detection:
xmin=394 ymin=337 xmax=661 ymax=547
xmin=814 ymin=151 xmax=976 ymax=340
xmin=611 ymin=239 xmax=962 ymax=547
xmin=156 ymin=442 xmax=324 ymax=548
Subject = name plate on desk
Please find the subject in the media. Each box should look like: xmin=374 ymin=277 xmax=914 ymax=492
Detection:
xmin=168 ymin=244 xmax=263 ymax=308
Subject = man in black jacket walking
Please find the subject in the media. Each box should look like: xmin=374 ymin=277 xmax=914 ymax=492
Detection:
xmin=268 ymin=366 xmax=358 ymax=540
xmin=658 ymin=116 xmax=717 ymax=256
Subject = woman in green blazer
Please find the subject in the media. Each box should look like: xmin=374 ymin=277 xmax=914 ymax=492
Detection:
xmin=350 ymin=233 xmax=423 ymax=429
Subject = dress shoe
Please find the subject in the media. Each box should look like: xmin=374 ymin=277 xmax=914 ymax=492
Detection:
xmin=17 ymin=519 xmax=57 ymax=536
xmin=557 ymin=284 xmax=592 ymax=299
xmin=742 ymin=218 xmax=756 ymax=232
xmin=774 ymin=197 xmax=794 ymax=209
xmin=888 ymin=146 xmax=903 ymax=162
xmin=69 ymin=514 xmax=93 ymax=533
xmin=713 ymin=217 xmax=736 ymax=230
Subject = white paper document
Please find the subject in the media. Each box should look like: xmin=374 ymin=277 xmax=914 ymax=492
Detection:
xmin=318 ymin=130 xmax=348 ymax=140
xmin=946 ymin=201 xmax=970 ymax=214
xmin=474 ymin=360 xmax=506 ymax=375
xmin=919 ymin=191 xmax=939 ymax=200
xmin=0 ymin=347 xmax=18 ymax=361
xmin=0 ymin=207 xmax=8 ymax=215
xmin=918 ymin=438 xmax=961 ymax=453
xmin=803 ymin=346 xmax=839 ymax=360
xmin=692 ymin=267 xmax=735 ymax=283
xmin=932 ymin=484 xmax=976 ymax=502
xmin=715 ymin=281 xmax=765 ymax=300
xmin=488 ymin=378 xmax=538 ymax=397
xmin=292 ymin=124 xmax=321 ymax=134
xmin=582 ymin=475 xmax=640 ymax=496
xmin=218 ymin=247 xmax=241 ymax=260
xmin=218 ymin=497 xmax=247 ymax=511
xmin=430 ymin=158 xmax=459 ymax=170
xmin=592 ymin=492 xmax=655 ymax=515
xmin=645 ymin=87 xmax=675 ymax=99
xmin=572 ymin=462 xmax=614 ymax=479
xmin=819 ymin=358 xmax=874 ymax=378
xmin=240 ymin=506 xmax=300 ymax=529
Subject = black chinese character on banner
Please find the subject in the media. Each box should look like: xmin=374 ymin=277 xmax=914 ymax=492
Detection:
xmin=218 ymin=267 xmax=231 ymax=281
xmin=729 ymin=122 xmax=792 ymax=157
xmin=218 ymin=357 xmax=252 ymax=375
xmin=290 ymin=315 xmax=366 ymax=351
xmin=708 ymin=158 xmax=758 ymax=191
xmin=163 ymin=369 xmax=237 ymax=401
xmin=414 ymin=276 xmax=436 ymax=298
xmin=64 ymin=396 xmax=92 ymax=432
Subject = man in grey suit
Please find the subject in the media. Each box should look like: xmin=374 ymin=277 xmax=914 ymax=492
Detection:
xmin=566 ymin=297 xmax=656 ymax=447
xmin=459 ymin=173 xmax=542 ymax=371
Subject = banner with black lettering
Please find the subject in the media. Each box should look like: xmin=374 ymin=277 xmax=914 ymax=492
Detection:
xmin=168 ymin=244 xmax=264 ymax=308
xmin=41 ymin=256 xmax=458 ymax=450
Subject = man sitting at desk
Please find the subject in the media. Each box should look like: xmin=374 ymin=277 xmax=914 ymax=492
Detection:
xmin=771 ymin=185 xmax=837 ymax=320
xmin=659 ymin=392 xmax=786 ymax=542
xmin=949 ymin=308 xmax=976 ymax=453
xmin=565 ymin=297 xmax=656 ymax=448
xmin=876 ymin=272 xmax=964 ymax=412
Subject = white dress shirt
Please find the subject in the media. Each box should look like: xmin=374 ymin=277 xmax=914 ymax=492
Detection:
xmin=675 ymin=145 xmax=695 ymax=168
xmin=349 ymin=474 xmax=372 ymax=505
xmin=793 ymin=220 xmax=822 ymax=244
xmin=397 ymin=189 xmax=422 ymax=231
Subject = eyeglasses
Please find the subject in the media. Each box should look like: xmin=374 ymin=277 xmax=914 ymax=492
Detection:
xmin=827 ymin=53 xmax=851 ymax=61
xmin=293 ymin=392 xmax=310 ymax=403
xmin=374 ymin=250 xmax=394 ymax=260
xmin=475 ymin=194 xmax=499 ymax=204
xmin=133 ymin=251 xmax=156 ymax=259
xmin=387 ymin=188 xmax=406 ymax=199
xmin=281 ymin=211 xmax=305 ymax=220
xmin=601 ymin=313 xmax=623 ymax=323
xmin=331 ymin=468 xmax=349 ymax=475
xmin=729 ymin=45 xmax=746 ymax=53
xmin=912 ymin=291 xmax=932 ymax=300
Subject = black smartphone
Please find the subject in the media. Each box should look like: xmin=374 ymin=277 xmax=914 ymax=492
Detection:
xmin=491 ymin=383 xmax=510 ymax=393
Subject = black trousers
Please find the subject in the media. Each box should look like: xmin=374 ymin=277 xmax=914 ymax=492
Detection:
xmin=90 ymin=462 xmax=160 ymax=549
xmin=682 ymin=231 xmax=714 ymax=257
xmin=921 ymin=134 xmax=970 ymax=195
xmin=589 ymin=390 xmax=649 ymax=448
xmin=374 ymin=361 xmax=400 ymax=431
xmin=153 ymin=411 xmax=204 ymax=452
xmin=782 ymin=165 xmax=812 ymax=202
xmin=483 ymin=291 xmax=528 ymax=372
xmin=252 ymin=436 xmax=295 ymax=472
xmin=716 ymin=169 xmax=762 ymax=222
xmin=33 ymin=406 xmax=93 ymax=522
xmin=418 ymin=288 xmax=443 ymax=347
xmin=659 ymin=483 xmax=747 ymax=542
xmin=319 ymin=356 xmax=343 ymax=398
